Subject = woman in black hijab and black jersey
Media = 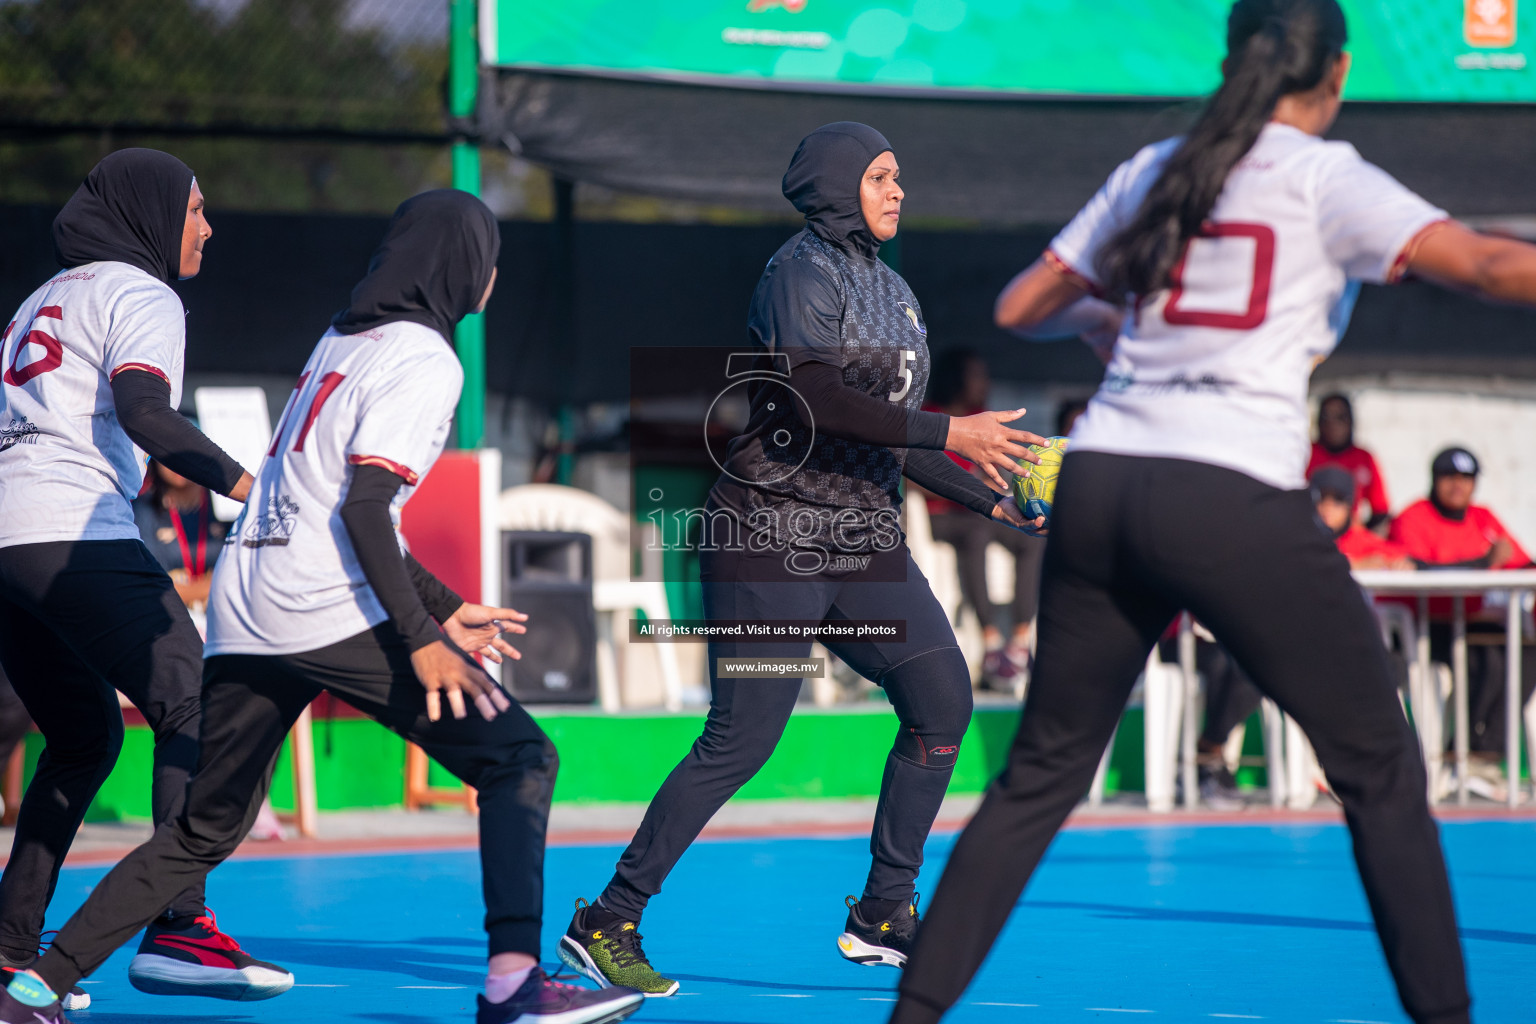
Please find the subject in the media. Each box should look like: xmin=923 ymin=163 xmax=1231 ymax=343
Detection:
xmin=0 ymin=148 xmax=283 ymax=1011
xmin=559 ymin=123 xmax=1046 ymax=995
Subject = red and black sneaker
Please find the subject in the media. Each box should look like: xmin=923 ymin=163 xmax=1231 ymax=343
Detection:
xmin=127 ymin=908 xmax=293 ymax=1001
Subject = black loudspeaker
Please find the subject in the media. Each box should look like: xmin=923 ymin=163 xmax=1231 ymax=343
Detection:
xmin=502 ymin=531 xmax=597 ymax=704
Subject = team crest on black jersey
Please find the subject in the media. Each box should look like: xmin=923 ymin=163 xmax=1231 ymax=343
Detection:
xmin=898 ymin=301 xmax=926 ymax=336
xmin=0 ymin=415 xmax=39 ymax=453
xmin=243 ymin=495 xmax=300 ymax=548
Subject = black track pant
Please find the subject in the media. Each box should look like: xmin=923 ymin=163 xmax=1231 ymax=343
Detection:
xmin=600 ymin=544 xmax=972 ymax=920
xmin=0 ymin=540 xmax=206 ymax=961
xmin=893 ymin=453 xmax=1469 ymax=1024
xmin=35 ymin=624 xmax=558 ymax=993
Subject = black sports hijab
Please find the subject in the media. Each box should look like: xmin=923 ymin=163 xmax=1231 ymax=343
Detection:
xmin=782 ymin=121 xmax=893 ymax=260
xmin=333 ymin=189 xmax=500 ymax=343
xmin=53 ymin=148 xmax=195 ymax=284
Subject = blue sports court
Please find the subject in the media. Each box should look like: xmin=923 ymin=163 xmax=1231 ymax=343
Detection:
xmin=46 ymin=817 xmax=1534 ymax=1023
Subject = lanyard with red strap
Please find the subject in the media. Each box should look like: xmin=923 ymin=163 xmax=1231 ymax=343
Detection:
xmin=168 ymin=494 xmax=209 ymax=579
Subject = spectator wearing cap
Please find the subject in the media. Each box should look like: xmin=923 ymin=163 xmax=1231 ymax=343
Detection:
xmin=1390 ymin=448 xmax=1530 ymax=570
xmin=1390 ymin=447 xmax=1536 ymax=783
xmin=1307 ymin=393 xmax=1391 ymax=532
xmin=1310 ymin=465 xmax=1413 ymax=570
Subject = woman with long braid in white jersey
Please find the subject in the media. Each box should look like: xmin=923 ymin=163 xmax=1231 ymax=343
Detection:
xmin=892 ymin=3 xmax=1536 ymax=1023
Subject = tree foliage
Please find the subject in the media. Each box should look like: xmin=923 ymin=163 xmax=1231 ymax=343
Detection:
xmin=0 ymin=0 xmax=445 ymax=133
xmin=0 ymin=0 xmax=453 ymax=211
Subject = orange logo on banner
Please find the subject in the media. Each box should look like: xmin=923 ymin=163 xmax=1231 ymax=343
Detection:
xmin=1466 ymin=0 xmax=1518 ymax=48
xmin=747 ymin=0 xmax=807 ymax=10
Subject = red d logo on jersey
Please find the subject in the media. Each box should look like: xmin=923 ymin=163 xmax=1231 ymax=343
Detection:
xmin=3 ymin=307 xmax=64 ymax=387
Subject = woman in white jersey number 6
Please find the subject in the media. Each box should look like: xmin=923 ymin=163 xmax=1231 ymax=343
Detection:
xmin=892 ymin=3 xmax=1536 ymax=1024
xmin=0 ymin=149 xmax=288 ymax=1011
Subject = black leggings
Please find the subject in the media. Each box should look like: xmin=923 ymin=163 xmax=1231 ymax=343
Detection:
xmin=928 ymin=512 xmax=1044 ymax=632
xmin=893 ymin=453 xmax=1468 ymax=1024
xmin=36 ymin=623 xmax=558 ymax=992
xmin=1427 ymin=624 xmax=1536 ymax=755
xmin=0 ymin=540 xmax=207 ymax=960
xmin=599 ymin=544 xmax=972 ymax=919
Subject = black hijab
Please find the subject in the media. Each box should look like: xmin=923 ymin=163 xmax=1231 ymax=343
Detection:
xmin=332 ymin=189 xmax=500 ymax=343
xmin=781 ymin=122 xmax=893 ymax=261
xmin=53 ymin=148 xmax=195 ymax=283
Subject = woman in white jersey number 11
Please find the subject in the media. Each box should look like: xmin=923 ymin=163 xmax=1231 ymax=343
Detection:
xmin=894 ymin=3 xmax=1536 ymax=1024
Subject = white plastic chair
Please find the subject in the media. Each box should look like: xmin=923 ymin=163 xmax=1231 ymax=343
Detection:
xmin=903 ymin=496 xmax=985 ymax=678
xmin=1089 ymin=645 xmax=1185 ymax=812
xmin=1098 ymin=618 xmax=1289 ymax=811
xmin=498 ymin=484 xmax=683 ymax=711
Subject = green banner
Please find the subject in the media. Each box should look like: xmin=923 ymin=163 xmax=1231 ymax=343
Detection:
xmin=485 ymin=0 xmax=1535 ymax=102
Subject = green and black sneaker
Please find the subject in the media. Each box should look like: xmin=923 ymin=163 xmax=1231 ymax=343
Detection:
xmin=837 ymin=892 xmax=920 ymax=968
xmin=558 ymin=898 xmax=680 ymax=997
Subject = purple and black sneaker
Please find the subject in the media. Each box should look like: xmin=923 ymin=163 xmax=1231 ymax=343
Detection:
xmin=475 ymin=966 xmax=643 ymax=1024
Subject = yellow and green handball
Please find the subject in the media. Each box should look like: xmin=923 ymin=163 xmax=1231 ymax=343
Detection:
xmin=1011 ymin=435 xmax=1071 ymax=522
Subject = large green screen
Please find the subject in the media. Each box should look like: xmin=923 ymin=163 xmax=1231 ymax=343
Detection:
xmin=484 ymin=0 xmax=1535 ymax=101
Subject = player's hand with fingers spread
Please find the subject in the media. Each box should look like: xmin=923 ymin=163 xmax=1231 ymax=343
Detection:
xmin=410 ymin=640 xmax=512 ymax=722
xmin=443 ymin=603 xmax=528 ymax=665
xmin=992 ymin=496 xmax=1048 ymax=537
xmin=946 ymin=408 xmax=1046 ymax=489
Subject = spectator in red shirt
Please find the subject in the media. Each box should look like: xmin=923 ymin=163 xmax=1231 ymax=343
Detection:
xmin=1307 ymin=393 xmax=1390 ymax=531
xmin=1310 ymin=466 xmax=1412 ymax=569
xmin=919 ymin=350 xmax=1043 ymax=689
xmin=1389 ymin=447 xmax=1535 ymax=774
xmin=1390 ymin=448 xmax=1530 ymax=570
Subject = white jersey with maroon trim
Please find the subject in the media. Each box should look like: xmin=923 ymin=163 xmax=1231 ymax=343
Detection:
xmin=206 ymin=320 xmax=461 ymax=656
xmin=1049 ymin=122 xmax=1447 ymax=490
xmin=0 ymin=261 xmax=186 ymax=547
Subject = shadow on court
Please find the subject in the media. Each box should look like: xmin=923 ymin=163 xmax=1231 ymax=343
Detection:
xmin=1026 ymin=898 xmax=1536 ymax=946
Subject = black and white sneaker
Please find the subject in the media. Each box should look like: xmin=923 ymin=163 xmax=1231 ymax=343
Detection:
xmin=836 ymin=893 xmax=920 ymax=969
xmin=475 ymin=966 xmax=643 ymax=1024
xmin=1198 ymin=761 xmax=1246 ymax=811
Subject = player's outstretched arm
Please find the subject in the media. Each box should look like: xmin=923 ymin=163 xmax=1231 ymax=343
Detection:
xmin=995 ymin=258 xmax=1123 ymax=363
xmin=110 ymin=368 xmax=250 ymax=498
xmin=1408 ymin=221 xmax=1536 ymax=306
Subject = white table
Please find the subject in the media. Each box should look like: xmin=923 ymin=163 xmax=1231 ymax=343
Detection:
xmin=1353 ymin=568 xmax=1536 ymax=808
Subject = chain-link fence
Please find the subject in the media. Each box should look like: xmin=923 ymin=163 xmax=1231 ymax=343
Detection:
xmin=0 ymin=0 xmax=463 ymax=212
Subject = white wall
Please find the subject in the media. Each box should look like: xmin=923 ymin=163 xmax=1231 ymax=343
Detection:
xmin=1337 ymin=378 xmax=1536 ymax=548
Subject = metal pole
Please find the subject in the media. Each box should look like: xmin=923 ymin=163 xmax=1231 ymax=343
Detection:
xmin=1179 ymin=613 xmax=1198 ymax=810
xmin=1418 ymin=594 xmax=1436 ymax=804
xmin=552 ymin=177 xmax=577 ymax=485
xmin=450 ymin=0 xmax=486 ymax=449
xmin=1507 ymin=590 xmax=1522 ymax=808
xmin=1453 ymin=595 xmax=1469 ymax=806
